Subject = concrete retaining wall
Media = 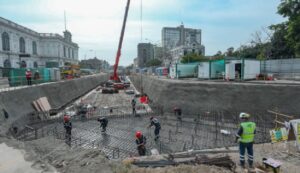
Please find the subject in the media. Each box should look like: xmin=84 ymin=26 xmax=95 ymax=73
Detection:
xmin=0 ymin=74 xmax=108 ymax=133
xmin=130 ymin=75 xmax=300 ymax=117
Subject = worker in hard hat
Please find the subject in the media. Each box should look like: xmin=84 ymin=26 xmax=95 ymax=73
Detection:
xmin=135 ymin=131 xmax=147 ymax=156
xmin=235 ymin=113 xmax=256 ymax=169
xmin=173 ymin=107 xmax=182 ymax=121
xmin=25 ymin=69 xmax=32 ymax=85
xmin=63 ymin=114 xmax=72 ymax=146
xmin=148 ymin=117 xmax=161 ymax=141
xmin=97 ymin=117 xmax=108 ymax=132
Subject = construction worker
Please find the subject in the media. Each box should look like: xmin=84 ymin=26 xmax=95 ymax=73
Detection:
xmin=173 ymin=107 xmax=182 ymax=121
xmin=63 ymin=114 xmax=72 ymax=146
xmin=235 ymin=112 xmax=256 ymax=169
xmin=98 ymin=117 xmax=108 ymax=132
xmin=131 ymin=98 xmax=136 ymax=116
xmin=148 ymin=117 xmax=161 ymax=141
xmin=135 ymin=131 xmax=147 ymax=156
xmin=25 ymin=69 xmax=32 ymax=85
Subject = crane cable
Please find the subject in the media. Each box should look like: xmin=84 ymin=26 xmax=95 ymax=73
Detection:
xmin=140 ymin=0 xmax=143 ymax=42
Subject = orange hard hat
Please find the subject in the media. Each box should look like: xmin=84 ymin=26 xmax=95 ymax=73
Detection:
xmin=136 ymin=131 xmax=142 ymax=138
xmin=64 ymin=115 xmax=70 ymax=122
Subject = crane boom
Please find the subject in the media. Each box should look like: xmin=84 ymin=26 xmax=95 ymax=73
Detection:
xmin=111 ymin=0 xmax=131 ymax=82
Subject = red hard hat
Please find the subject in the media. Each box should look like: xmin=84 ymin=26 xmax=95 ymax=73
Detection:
xmin=136 ymin=131 xmax=142 ymax=138
xmin=64 ymin=115 xmax=70 ymax=122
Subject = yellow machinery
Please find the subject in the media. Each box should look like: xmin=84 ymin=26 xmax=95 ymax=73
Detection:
xmin=61 ymin=64 xmax=81 ymax=79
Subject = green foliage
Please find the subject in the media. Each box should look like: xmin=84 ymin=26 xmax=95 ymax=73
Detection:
xmin=180 ymin=53 xmax=205 ymax=63
xmin=231 ymin=1 xmax=300 ymax=59
xmin=269 ymin=23 xmax=295 ymax=58
xmin=146 ymin=59 xmax=162 ymax=67
xmin=277 ymin=0 xmax=300 ymax=56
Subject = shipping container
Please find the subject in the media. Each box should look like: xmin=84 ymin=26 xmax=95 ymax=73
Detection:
xmin=225 ymin=58 xmax=260 ymax=80
xmin=169 ymin=63 xmax=198 ymax=79
xmin=198 ymin=59 xmax=225 ymax=79
xmin=155 ymin=67 xmax=169 ymax=76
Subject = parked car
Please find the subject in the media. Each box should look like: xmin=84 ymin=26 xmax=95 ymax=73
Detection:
xmin=125 ymin=89 xmax=134 ymax=95
xmin=102 ymin=88 xmax=119 ymax=94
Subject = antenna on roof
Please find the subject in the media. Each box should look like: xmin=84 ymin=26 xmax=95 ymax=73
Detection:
xmin=64 ymin=10 xmax=67 ymax=31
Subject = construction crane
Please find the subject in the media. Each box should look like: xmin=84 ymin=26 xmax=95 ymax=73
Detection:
xmin=110 ymin=0 xmax=131 ymax=82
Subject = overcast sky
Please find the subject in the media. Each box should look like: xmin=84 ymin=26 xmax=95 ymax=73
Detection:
xmin=0 ymin=0 xmax=286 ymax=66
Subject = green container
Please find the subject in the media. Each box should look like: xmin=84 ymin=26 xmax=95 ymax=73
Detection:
xmin=9 ymin=68 xmax=51 ymax=86
xmin=177 ymin=63 xmax=199 ymax=78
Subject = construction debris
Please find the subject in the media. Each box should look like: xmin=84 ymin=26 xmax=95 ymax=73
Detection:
xmin=130 ymin=154 xmax=235 ymax=170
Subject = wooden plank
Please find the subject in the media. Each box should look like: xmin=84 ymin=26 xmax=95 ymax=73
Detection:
xmin=32 ymin=101 xmax=41 ymax=112
xmin=40 ymin=97 xmax=51 ymax=111
xmin=36 ymin=98 xmax=46 ymax=112
xmin=274 ymin=120 xmax=285 ymax=125
xmin=267 ymin=110 xmax=294 ymax=119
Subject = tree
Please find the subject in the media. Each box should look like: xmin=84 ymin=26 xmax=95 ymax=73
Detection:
xmin=226 ymin=47 xmax=234 ymax=56
xmin=146 ymin=59 xmax=162 ymax=67
xmin=278 ymin=0 xmax=300 ymax=56
xmin=180 ymin=53 xmax=205 ymax=63
xmin=269 ymin=23 xmax=295 ymax=58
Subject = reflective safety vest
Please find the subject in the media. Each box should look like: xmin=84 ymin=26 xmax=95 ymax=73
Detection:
xmin=240 ymin=122 xmax=256 ymax=143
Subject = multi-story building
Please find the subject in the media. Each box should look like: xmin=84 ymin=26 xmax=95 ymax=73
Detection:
xmin=79 ymin=57 xmax=110 ymax=72
xmin=170 ymin=44 xmax=205 ymax=63
xmin=137 ymin=43 xmax=154 ymax=68
xmin=162 ymin=24 xmax=205 ymax=63
xmin=0 ymin=17 xmax=79 ymax=69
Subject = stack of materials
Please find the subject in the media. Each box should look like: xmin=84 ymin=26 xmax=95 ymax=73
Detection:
xmin=124 ymin=149 xmax=237 ymax=171
xmin=32 ymin=97 xmax=52 ymax=119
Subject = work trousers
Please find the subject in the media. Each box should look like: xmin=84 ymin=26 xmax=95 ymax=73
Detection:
xmin=154 ymin=127 xmax=160 ymax=141
xmin=137 ymin=145 xmax=146 ymax=156
xmin=239 ymin=142 xmax=254 ymax=167
xmin=65 ymin=130 xmax=72 ymax=146
xmin=27 ymin=78 xmax=32 ymax=85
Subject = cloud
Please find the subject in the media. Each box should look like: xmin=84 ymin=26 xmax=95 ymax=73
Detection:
xmin=0 ymin=0 xmax=286 ymax=65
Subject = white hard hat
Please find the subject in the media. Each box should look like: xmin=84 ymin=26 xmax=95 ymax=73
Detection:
xmin=239 ymin=112 xmax=250 ymax=118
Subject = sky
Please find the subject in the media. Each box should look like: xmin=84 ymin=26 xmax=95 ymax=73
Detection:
xmin=0 ymin=0 xmax=286 ymax=66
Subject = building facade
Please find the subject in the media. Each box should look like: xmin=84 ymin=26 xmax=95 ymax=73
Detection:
xmin=0 ymin=17 xmax=79 ymax=69
xmin=137 ymin=43 xmax=154 ymax=68
xmin=79 ymin=57 xmax=110 ymax=72
xmin=170 ymin=44 xmax=205 ymax=63
xmin=162 ymin=24 xmax=205 ymax=63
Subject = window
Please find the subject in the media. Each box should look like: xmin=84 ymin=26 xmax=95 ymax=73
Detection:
xmin=2 ymin=32 xmax=10 ymax=51
xmin=19 ymin=37 xmax=25 ymax=53
xmin=34 ymin=61 xmax=38 ymax=68
xmin=21 ymin=61 xmax=27 ymax=68
xmin=68 ymin=48 xmax=71 ymax=58
xmin=63 ymin=46 xmax=66 ymax=57
xmin=32 ymin=41 xmax=37 ymax=54
xmin=3 ymin=59 xmax=11 ymax=68
xmin=71 ymin=49 xmax=74 ymax=59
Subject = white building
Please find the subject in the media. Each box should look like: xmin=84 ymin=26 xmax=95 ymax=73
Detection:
xmin=162 ymin=24 xmax=203 ymax=50
xmin=170 ymin=44 xmax=205 ymax=63
xmin=161 ymin=24 xmax=205 ymax=63
xmin=0 ymin=17 xmax=79 ymax=69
